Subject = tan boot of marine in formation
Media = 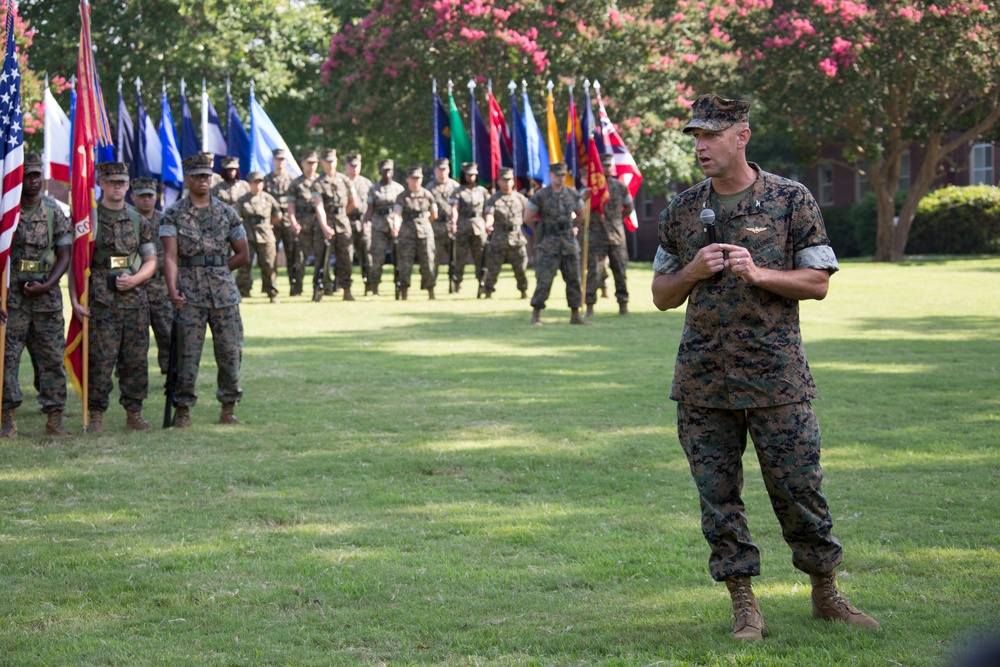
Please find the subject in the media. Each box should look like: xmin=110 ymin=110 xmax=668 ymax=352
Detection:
xmin=810 ymin=573 xmax=881 ymax=630
xmin=585 ymin=304 xmax=595 ymax=318
xmin=530 ymin=308 xmax=542 ymax=326
xmin=343 ymin=286 xmax=355 ymax=301
xmin=569 ymin=308 xmax=591 ymax=325
xmin=125 ymin=410 xmax=151 ymax=431
xmin=45 ymin=410 xmax=73 ymax=437
xmin=88 ymin=410 xmax=104 ymax=435
xmin=0 ymin=408 xmax=17 ymax=438
xmin=619 ymin=303 xmax=628 ymax=315
xmin=219 ymin=403 xmax=241 ymax=425
xmin=172 ymin=406 xmax=191 ymax=429
xmin=427 ymin=287 xmax=435 ymax=300
xmin=726 ymin=575 xmax=764 ymax=641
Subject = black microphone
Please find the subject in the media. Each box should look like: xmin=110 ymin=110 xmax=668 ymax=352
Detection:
xmin=700 ymin=207 xmax=722 ymax=279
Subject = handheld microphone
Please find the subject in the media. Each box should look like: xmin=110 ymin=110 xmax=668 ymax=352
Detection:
xmin=700 ymin=207 xmax=722 ymax=279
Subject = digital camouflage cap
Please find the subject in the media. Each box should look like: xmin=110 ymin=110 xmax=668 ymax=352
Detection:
xmin=183 ymin=153 xmax=215 ymax=175
xmin=96 ymin=161 xmax=130 ymax=182
xmin=23 ymin=152 xmax=42 ymax=175
xmin=131 ymin=177 xmax=158 ymax=195
xmin=683 ymin=94 xmax=751 ymax=134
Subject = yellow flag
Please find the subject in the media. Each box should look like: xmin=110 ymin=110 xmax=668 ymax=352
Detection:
xmin=545 ymin=90 xmax=564 ymax=166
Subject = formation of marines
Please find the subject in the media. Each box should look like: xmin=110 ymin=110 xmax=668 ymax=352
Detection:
xmin=0 ymin=148 xmax=636 ymax=437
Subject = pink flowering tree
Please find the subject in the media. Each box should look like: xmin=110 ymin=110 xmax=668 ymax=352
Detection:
xmin=713 ymin=0 xmax=1000 ymax=261
xmin=317 ymin=0 xmax=712 ymax=190
xmin=1 ymin=6 xmax=45 ymax=139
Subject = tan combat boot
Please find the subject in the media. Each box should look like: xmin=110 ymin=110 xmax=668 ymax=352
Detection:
xmin=45 ymin=410 xmax=73 ymax=437
xmin=726 ymin=575 xmax=764 ymax=641
xmin=810 ymin=573 xmax=881 ymax=630
xmin=126 ymin=409 xmax=151 ymax=431
xmin=569 ymin=308 xmax=591 ymax=325
xmin=219 ymin=403 xmax=241 ymax=425
xmin=343 ymin=286 xmax=355 ymax=301
xmin=530 ymin=308 xmax=542 ymax=326
xmin=0 ymin=408 xmax=17 ymax=438
xmin=619 ymin=303 xmax=628 ymax=315
xmin=585 ymin=304 xmax=595 ymax=318
xmin=172 ymin=406 xmax=191 ymax=429
xmin=427 ymin=287 xmax=435 ymax=300
xmin=400 ymin=287 xmax=408 ymax=300
xmin=520 ymin=289 xmax=527 ymax=299
xmin=88 ymin=410 xmax=104 ymax=435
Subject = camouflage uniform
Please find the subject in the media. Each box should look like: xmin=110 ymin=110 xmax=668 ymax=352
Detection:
xmin=316 ymin=170 xmax=356 ymax=293
xmin=586 ymin=176 xmax=633 ymax=306
xmin=451 ymin=184 xmax=490 ymax=287
xmin=483 ymin=190 xmax=529 ymax=294
xmin=140 ymin=208 xmax=174 ymax=375
xmin=347 ymin=171 xmax=373 ymax=288
xmin=656 ymin=164 xmax=843 ymax=581
xmin=235 ymin=189 xmax=281 ymax=299
xmin=429 ymin=175 xmax=459 ymax=278
xmin=264 ymin=169 xmax=303 ymax=295
xmin=393 ymin=186 xmax=437 ymax=291
xmin=212 ymin=179 xmax=253 ymax=295
xmin=2 ymin=197 xmax=72 ymax=413
xmin=366 ymin=179 xmax=405 ymax=290
xmin=159 ymin=197 xmax=246 ymax=407
xmin=88 ymin=205 xmax=157 ymax=413
xmin=527 ymin=185 xmax=584 ymax=310
xmin=290 ymin=173 xmax=323 ymax=282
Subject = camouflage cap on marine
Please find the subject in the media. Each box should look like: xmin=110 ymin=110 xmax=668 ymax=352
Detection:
xmin=498 ymin=167 xmax=514 ymax=180
xmin=183 ymin=153 xmax=215 ymax=175
xmin=549 ymin=161 xmax=568 ymax=176
xmin=378 ymin=159 xmax=394 ymax=171
xmin=131 ymin=177 xmax=159 ymax=195
xmin=301 ymin=150 xmax=319 ymax=163
xmin=246 ymin=171 xmax=265 ymax=182
xmin=433 ymin=158 xmax=450 ymax=169
xmin=272 ymin=148 xmax=288 ymax=159
xmin=23 ymin=152 xmax=43 ymax=175
xmin=460 ymin=161 xmax=478 ymax=175
xmin=405 ymin=166 xmax=423 ymax=179
xmin=221 ymin=156 xmax=240 ymax=170
xmin=344 ymin=154 xmax=361 ymax=166
xmin=96 ymin=161 xmax=130 ymax=182
xmin=321 ymin=149 xmax=337 ymax=162
xmin=683 ymin=94 xmax=751 ymax=134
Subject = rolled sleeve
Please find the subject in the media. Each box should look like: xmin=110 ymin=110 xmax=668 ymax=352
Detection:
xmin=228 ymin=225 xmax=248 ymax=243
xmin=794 ymin=245 xmax=839 ymax=273
xmin=159 ymin=224 xmax=178 ymax=238
xmin=653 ymin=246 xmax=682 ymax=274
xmin=139 ymin=242 xmax=157 ymax=258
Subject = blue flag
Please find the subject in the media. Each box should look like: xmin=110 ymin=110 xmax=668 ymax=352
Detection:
xmin=521 ymin=89 xmax=549 ymax=186
xmin=249 ymin=89 xmax=302 ymax=178
xmin=159 ymin=90 xmax=184 ymax=198
xmin=470 ymin=89 xmax=491 ymax=185
xmin=583 ymin=85 xmax=603 ymax=154
xmin=134 ymin=89 xmax=153 ymax=179
xmin=179 ymin=85 xmax=199 ymax=159
xmin=432 ymin=90 xmax=450 ymax=162
xmin=511 ymin=94 xmax=527 ymax=182
xmin=226 ymin=92 xmax=251 ymax=176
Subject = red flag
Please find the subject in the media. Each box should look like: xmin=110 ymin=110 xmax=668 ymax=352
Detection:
xmin=0 ymin=0 xmax=24 ymax=286
xmin=487 ymin=91 xmax=511 ymax=181
xmin=595 ymin=89 xmax=642 ymax=230
xmin=586 ymin=136 xmax=609 ymax=213
xmin=64 ymin=0 xmax=101 ymax=397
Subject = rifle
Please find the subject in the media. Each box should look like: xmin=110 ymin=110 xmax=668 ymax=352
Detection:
xmin=448 ymin=237 xmax=457 ymax=294
xmin=476 ymin=234 xmax=492 ymax=299
xmin=392 ymin=237 xmax=402 ymax=300
xmin=163 ymin=318 xmax=181 ymax=428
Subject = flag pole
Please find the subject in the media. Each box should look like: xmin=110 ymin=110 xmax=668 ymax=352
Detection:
xmin=1 ymin=265 xmax=8 ymax=411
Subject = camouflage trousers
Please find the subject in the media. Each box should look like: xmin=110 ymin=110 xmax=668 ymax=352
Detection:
xmin=333 ymin=231 xmax=354 ymax=290
xmin=147 ymin=276 xmax=175 ymax=376
xmin=89 ymin=303 xmax=150 ymax=413
xmin=351 ymin=219 xmax=371 ymax=287
xmin=433 ymin=230 xmax=451 ymax=280
xmin=484 ymin=242 xmax=529 ymax=293
xmin=302 ymin=223 xmax=335 ymax=295
xmin=397 ymin=234 xmax=436 ymax=290
xmin=175 ymin=303 xmax=243 ymax=407
xmin=586 ymin=240 xmax=628 ymax=305
xmin=2 ymin=305 xmax=67 ymax=413
xmin=676 ymin=401 xmax=843 ymax=582
xmin=243 ymin=238 xmax=279 ymax=298
xmin=276 ymin=222 xmax=304 ymax=296
xmin=454 ymin=223 xmax=487 ymax=287
xmin=368 ymin=225 xmax=392 ymax=289
xmin=530 ymin=243 xmax=582 ymax=310
xmin=235 ymin=245 xmax=254 ymax=297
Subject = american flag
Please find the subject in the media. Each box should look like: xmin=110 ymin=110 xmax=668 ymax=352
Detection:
xmin=0 ymin=0 xmax=23 ymax=285
xmin=594 ymin=86 xmax=643 ymax=231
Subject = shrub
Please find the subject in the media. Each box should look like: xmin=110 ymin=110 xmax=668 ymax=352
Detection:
xmin=907 ymin=185 xmax=1000 ymax=255
xmin=850 ymin=189 xmax=909 ymax=257
xmin=821 ymin=205 xmax=860 ymax=258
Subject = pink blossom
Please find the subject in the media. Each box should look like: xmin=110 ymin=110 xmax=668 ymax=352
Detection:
xmin=677 ymin=95 xmax=694 ymax=108
xmin=459 ymin=26 xmax=487 ymax=39
xmin=818 ymin=57 xmax=838 ymax=77
xmin=683 ymin=53 xmax=699 ymax=64
xmin=671 ymin=11 xmax=685 ymax=22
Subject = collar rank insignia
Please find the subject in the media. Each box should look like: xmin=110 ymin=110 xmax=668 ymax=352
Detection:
xmin=745 ymin=226 xmax=768 ymax=234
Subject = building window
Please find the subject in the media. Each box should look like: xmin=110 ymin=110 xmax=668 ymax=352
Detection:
xmin=818 ymin=164 xmax=835 ymax=206
xmin=971 ymin=143 xmax=994 ymax=185
xmin=642 ymin=190 xmax=654 ymax=219
xmin=855 ymin=161 xmax=871 ymax=202
xmin=898 ymin=150 xmax=911 ymax=191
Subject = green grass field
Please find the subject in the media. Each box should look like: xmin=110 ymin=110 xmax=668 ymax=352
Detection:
xmin=1 ymin=257 xmax=998 ymax=666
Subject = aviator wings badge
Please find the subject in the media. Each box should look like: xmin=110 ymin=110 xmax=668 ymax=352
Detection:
xmin=745 ymin=226 xmax=768 ymax=234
